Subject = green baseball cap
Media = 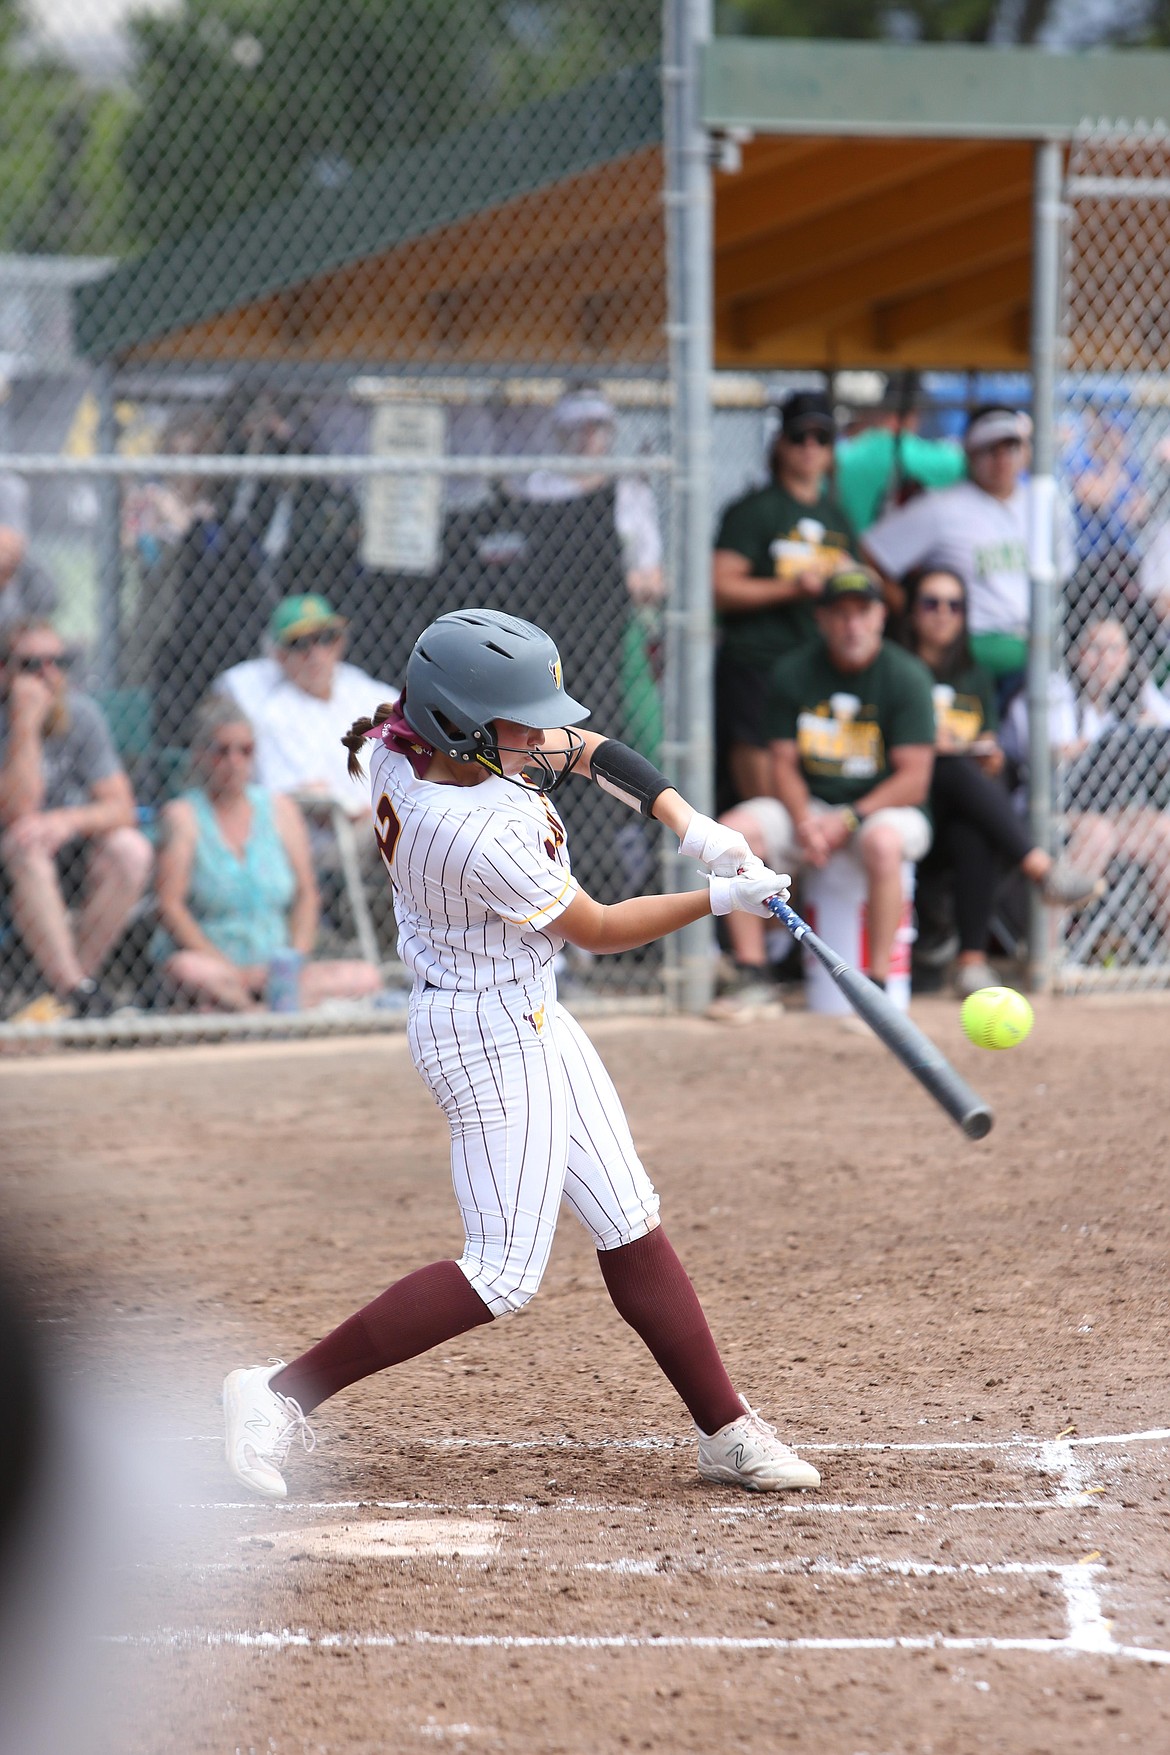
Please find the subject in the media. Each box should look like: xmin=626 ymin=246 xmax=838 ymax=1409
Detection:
xmin=269 ymin=594 xmax=346 ymax=644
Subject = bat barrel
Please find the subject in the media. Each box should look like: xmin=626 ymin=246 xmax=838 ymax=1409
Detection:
xmin=768 ymin=895 xmax=994 ymax=1141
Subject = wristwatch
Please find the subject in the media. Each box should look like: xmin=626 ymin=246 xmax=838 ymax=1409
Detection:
xmin=839 ymin=805 xmax=860 ymax=835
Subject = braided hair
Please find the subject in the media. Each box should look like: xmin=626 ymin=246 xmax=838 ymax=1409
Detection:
xmin=341 ymin=699 xmax=399 ymax=780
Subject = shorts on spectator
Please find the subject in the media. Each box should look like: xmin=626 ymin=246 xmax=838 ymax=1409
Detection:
xmin=743 ymin=796 xmax=932 ymax=870
xmin=715 ymin=651 xmax=770 ymax=750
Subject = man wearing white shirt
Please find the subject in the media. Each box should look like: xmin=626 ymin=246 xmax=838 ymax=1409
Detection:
xmin=216 ymin=594 xmax=398 ymax=816
xmin=864 ymin=405 xmax=1073 ymax=700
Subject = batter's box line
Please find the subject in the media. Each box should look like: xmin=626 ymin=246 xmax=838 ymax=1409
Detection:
xmin=103 ymin=1624 xmax=1170 ymax=1667
xmin=569 ymin=1556 xmax=1128 ymax=1662
xmin=163 ymin=1426 xmax=1170 ymax=1456
xmin=180 ymin=1497 xmax=1066 ymax=1514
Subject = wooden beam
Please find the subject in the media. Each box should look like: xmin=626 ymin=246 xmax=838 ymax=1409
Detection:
xmin=726 ymin=197 xmax=1031 ymax=349
xmin=873 ymin=255 xmax=1030 ymax=348
xmin=715 ymin=136 xmax=978 ymax=249
xmin=718 ymin=144 xmax=1031 ymax=304
xmin=715 ymin=309 xmax=1030 ymax=371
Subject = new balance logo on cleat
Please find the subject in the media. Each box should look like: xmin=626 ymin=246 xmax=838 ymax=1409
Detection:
xmin=224 ymin=1363 xmax=316 ymax=1500
xmin=696 ymin=1397 xmax=820 ymax=1493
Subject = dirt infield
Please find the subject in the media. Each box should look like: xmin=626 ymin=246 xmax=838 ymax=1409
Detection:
xmin=2 ymin=996 xmax=1168 ymax=1753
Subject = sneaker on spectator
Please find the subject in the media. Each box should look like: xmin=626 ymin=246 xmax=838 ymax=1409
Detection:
xmin=953 ymin=959 xmax=998 ymax=1000
xmin=1040 ymin=864 xmax=1105 ymax=908
xmin=914 ymin=927 xmax=961 ymax=971
xmin=8 ymin=992 xmax=73 ymax=1026
xmin=706 ymin=968 xmax=784 ymax=1023
xmin=68 ymin=979 xmax=116 ymax=1018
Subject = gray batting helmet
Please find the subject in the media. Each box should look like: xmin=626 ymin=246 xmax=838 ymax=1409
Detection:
xmin=403 ymin=608 xmax=590 ymax=785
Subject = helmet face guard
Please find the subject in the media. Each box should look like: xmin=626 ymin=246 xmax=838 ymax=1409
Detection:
xmin=477 ymin=725 xmax=588 ymax=794
xmin=403 ymin=609 xmax=590 ymax=793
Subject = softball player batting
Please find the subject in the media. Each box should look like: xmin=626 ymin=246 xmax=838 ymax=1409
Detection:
xmin=224 ymin=609 xmax=819 ymax=1499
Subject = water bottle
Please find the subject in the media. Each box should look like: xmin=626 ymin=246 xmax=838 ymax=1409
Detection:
xmin=266 ymin=949 xmax=304 ymax=1013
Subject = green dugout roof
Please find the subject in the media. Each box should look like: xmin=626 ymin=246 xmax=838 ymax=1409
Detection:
xmin=702 ymin=38 xmax=1170 ymax=138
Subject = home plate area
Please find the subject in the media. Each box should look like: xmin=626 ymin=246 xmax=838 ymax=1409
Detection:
xmin=128 ymin=1428 xmax=1170 ymax=1674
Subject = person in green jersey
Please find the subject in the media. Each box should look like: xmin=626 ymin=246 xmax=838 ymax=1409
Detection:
xmin=900 ymin=567 xmax=1101 ymax=1000
xmin=835 ymin=373 xmax=966 ymax=533
xmin=716 ymin=566 xmax=935 ymax=1001
xmin=713 ymin=391 xmax=860 ymax=806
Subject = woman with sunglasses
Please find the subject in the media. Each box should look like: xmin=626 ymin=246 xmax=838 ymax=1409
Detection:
xmin=151 ymin=696 xmax=381 ymax=1010
xmin=902 ymin=567 xmax=1100 ymax=998
xmin=714 ymin=390 xmax=860 ymax=806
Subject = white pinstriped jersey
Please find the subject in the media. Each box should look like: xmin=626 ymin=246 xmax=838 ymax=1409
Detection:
xmin=369 ymin=742 xmax=579 ymax=991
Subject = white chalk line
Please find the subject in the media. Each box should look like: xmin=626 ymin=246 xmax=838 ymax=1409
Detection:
xmin=159 ymin=1427 xmax=1170 ymax=1454
xmin=180 ymin=1497 xmax=1068 ymax=1516
xmin=103 ymin=1627 xmax=1170 ymax=1665
xmin=570 ymin=1558 xmax=1069 ymax=1591
xmin=574 ymin=1557 xmax=1064 ymax=1580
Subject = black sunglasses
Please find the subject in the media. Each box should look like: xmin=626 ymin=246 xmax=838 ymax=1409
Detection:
xmin=917 ymin=596 xmax=964 ymax=614
xmin=13 ymin=652 xmax=70 ymax=674
xmin=784 ymin=428 xmax=833 ymax=447
xmin=283 ymin=628 xmax=341 ymax=651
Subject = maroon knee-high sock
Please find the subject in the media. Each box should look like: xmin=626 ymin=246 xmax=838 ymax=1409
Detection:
xmin=597 ymin=1227 xmax=742 ymax=1436
xmin=270 ymin=1261 xmax=493 ymax=1415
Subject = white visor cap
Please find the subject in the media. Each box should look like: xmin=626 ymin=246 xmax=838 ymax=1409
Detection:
xmin=553 ymin=390 xmax=616 ymax=428
xmin=965 ymin=408 xmax=1033 ymax=452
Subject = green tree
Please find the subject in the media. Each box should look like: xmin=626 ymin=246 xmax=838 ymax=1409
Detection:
xmin=123 ymin=0 xmax=664 ymax=248
xmin=716 ymin=0 xmax=1170 ymax=44
xmin=0 ymin=1 xmax=131 ymax=253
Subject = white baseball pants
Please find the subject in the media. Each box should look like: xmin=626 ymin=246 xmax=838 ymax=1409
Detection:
xmin=407 ymin=973 xmax=661 ymax=1316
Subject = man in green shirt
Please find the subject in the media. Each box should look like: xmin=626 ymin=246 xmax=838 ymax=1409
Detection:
xmin=718 ymin=566 xmax=936 ymax=996
xmin=713 ymin=390 xmax=860 ymax=805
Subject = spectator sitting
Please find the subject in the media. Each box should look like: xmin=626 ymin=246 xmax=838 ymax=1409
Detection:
xmin=0 ymin=523 xmax=57 ymax=638
xmin=216 ymin=594 xmax=398 ymax=817
xmin=0 ymin=620 xmax=152 ymax=1020
xmin=1066 ymin=406 xmax=1148 ymax=637
xmin=864 ymin=405 xmax=1073 ymax=708
xmin=714 ymin=390 xmax=861 ymax=805
xmin=834 ymin=371 xmax=965 ymax=533
xmin=1136 ymin=513 xmax=1170 ymax=691
xmin=1001 ymin=615 xmax=1170 ymax=945
xmin=715 ymin=566 xmax=935 ymax=1011
xmin=151 ymin=698 xmax=381 ymax=1012
xmin=900 ymin=567 xmax=1101 ymax=998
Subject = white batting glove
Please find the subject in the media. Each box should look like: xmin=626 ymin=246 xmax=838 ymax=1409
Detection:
xmin=708 ymin=866 xmax=792 ymax=918
xmin=679 ymin=811 xmax=754 ymax=877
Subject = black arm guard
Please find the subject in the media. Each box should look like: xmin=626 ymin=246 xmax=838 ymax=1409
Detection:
xmin=589 ymin=739 xmax=672 ymax=817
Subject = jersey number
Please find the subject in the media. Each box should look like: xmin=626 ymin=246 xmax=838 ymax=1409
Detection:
xmin=541 ymin=800 xmax=566 ymax=863
xmin=374 ymin=794 xmax=402 ymax=877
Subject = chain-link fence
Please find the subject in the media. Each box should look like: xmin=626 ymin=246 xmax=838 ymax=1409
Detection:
xmin=1049 ymin=125 xmax=1170 ymax=990
xmin=0 ymin=1 xmax=688 ymax=1042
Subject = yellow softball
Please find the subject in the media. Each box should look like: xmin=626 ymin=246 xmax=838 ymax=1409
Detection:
xmin=960 ymin=985 xmax=1034 ymax=1050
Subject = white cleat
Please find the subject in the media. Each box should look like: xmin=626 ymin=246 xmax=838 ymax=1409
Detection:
xmin=697 ymin=1397 xmax=820 ymax=1493
xmin=223 ymin=1362 xmax=315 ymax=1499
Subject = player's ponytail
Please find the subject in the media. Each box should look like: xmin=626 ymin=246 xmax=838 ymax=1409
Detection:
xmin=342 ymin=700 xmax=398 ymax=779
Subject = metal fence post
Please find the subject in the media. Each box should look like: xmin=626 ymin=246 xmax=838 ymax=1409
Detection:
xmin=1027 ymin=135 xmax=1064 ymax=994
xmin=662 ymin=0 xmax=715 ymax=1014
xmin=93 ymin=363 xmax=122 ymax=692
